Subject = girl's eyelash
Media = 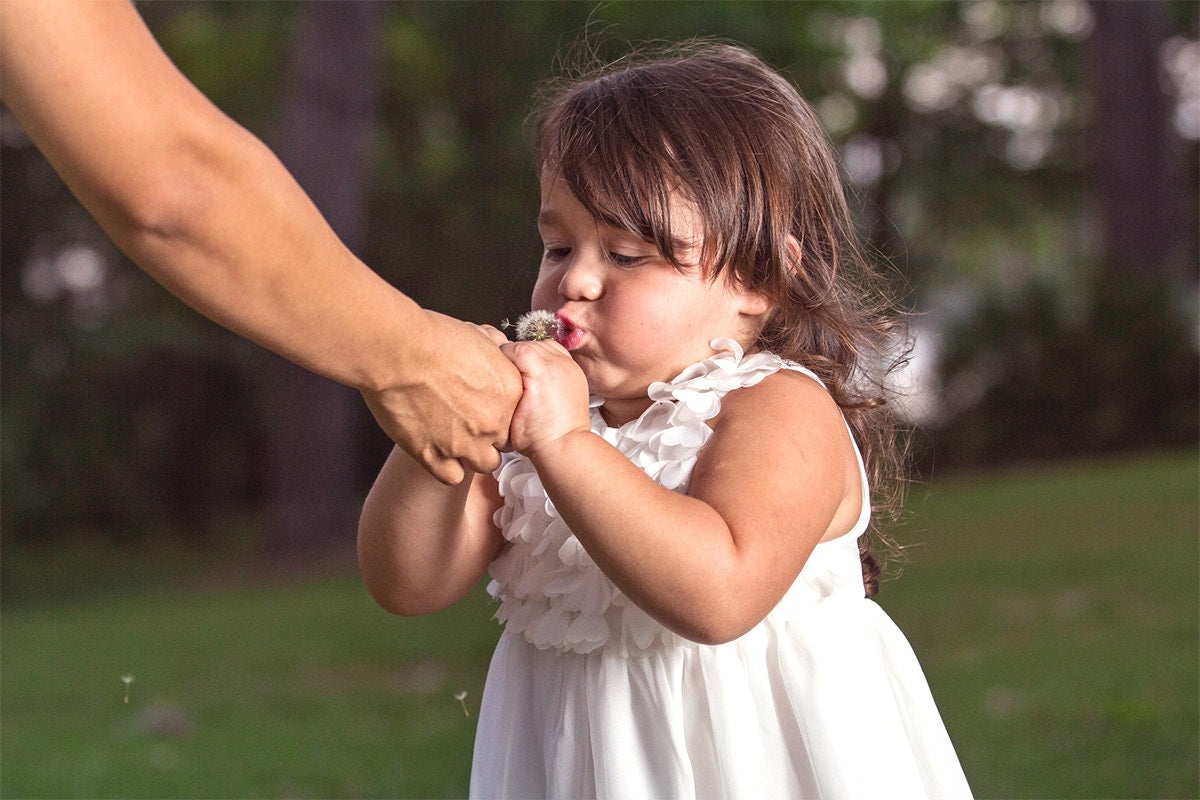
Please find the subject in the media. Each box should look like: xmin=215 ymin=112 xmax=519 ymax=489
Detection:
xmin=542 ymin=248 xmax=643 ymax=267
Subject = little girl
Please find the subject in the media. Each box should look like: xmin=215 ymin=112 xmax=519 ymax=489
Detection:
xmin=359 ymin=41 xmax=973 ymax=799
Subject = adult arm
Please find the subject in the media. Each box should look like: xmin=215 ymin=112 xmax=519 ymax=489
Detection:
xmin=0 ymin=0 xmax=520 ymax=483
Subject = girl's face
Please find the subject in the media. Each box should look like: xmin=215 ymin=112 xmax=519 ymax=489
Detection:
xmin=531 ymin=169 xmax=769 ymax=426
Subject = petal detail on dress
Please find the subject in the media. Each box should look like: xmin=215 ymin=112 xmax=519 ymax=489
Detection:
xmin=487 ymin=339 xmax=838 ymax=655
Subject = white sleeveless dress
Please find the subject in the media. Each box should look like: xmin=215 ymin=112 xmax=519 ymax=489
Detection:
xmin=471 ymin=339 xmax=972 ymax=799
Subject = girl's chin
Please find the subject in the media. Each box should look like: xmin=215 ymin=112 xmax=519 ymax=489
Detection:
xmin=577 ymin=363 xmax=658 ymax=401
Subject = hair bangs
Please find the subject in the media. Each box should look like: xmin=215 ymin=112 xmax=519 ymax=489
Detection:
xmin=535 ymin=73 xmax=698 ymax=269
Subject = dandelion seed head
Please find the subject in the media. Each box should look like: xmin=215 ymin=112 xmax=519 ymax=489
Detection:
xmin=506 ymin=310 xmax=561 ymax=341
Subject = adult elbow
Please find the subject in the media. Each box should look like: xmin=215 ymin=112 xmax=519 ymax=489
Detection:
xmin=110 ymin=118 xmax=249 ymax=264
xmin=117 ymin=168 xmax=213 ymax=256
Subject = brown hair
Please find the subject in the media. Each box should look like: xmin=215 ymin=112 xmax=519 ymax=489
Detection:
xmin=529 ymin=40 xmax=910 ymax=594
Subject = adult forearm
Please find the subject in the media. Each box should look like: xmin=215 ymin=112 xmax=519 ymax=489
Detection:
xmin=0 ymin=0 xmax=423 ymax=391
xmin=121 ymin=126 xmax=429 ymax=391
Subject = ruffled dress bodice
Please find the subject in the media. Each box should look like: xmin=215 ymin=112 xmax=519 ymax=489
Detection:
xmin=471 ymin=339 xmax=972 ymax=799
xmin=486 ymin=338 xmax=868 ymax=657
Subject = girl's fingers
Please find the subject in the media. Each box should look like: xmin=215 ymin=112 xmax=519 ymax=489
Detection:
xmin=473 ymin=323 xmax=511 ymax=346
xmin=500 ymin=339 xmax=560 ymax=372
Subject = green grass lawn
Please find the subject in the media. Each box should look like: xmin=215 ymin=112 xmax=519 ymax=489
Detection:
xmin=886 ymin=449 xmax=1199 ymax=799
xmin=2 ymin=449 xmax=1196 ymax=799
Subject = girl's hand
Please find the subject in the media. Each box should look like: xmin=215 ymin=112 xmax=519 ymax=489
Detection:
xmin=471 ymin=323 xmax=512 ymax=346
xmin=500 ymin=340 xmax=591 ymax=456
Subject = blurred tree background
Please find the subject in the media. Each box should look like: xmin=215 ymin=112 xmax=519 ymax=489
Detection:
xmin=2 ymin=0 xmax=1196 ymax=569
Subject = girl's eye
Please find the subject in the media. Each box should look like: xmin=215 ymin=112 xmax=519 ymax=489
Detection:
xmin=544 ymin=247 xmax=571 ymax=262
xmin=608 ymin=252 xmax=643 ymax=268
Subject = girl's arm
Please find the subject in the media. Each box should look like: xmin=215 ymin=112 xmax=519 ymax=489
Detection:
xmin=358 ymin=447 xmax=504 ymax=616
xmin=0 ymin=0 xmax=520 ymax=484
xmin=504 ymin=342 xmax=863 ymax=645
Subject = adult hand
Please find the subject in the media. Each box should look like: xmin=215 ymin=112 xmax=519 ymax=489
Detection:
xmin=361 ymin=311 xmax=521 ymax=485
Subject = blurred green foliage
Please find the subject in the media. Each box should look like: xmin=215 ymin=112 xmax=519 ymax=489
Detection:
xmin=1 ymin=1 xmax=1196 ymax=545
xmin=923 ymin=272 xmax=1200 ymax=469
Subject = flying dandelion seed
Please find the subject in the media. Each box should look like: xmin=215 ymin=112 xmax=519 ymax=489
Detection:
xmin=455 ymin=690 xmax=470 ymax=716
xmin=121 ymin=674 xmax=135 ymax=704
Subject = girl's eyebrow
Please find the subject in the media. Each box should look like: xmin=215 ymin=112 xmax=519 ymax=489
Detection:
xmin=538 ymin=208 xmax=678 ymax=252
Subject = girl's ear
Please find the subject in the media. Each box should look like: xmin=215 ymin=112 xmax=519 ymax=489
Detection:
xmin=737 ymin=286 xmax=774 ymax=317
xmin=736 ymin=233 xmax=800 ymax=324
xmin=734 ymin=283 xmax=774 ymax=347
xmin=785 ymin=234 xmax=802 ymax=276
xmin=737 ymin=233 xmax=802 ymax=317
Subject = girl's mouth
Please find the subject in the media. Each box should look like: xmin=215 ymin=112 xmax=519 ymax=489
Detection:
xmin=554 ymin=313 xmax=585 ymax=350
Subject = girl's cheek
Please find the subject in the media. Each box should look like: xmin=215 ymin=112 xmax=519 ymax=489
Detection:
xmin=531 ymin=269 xmax=560 ymax=308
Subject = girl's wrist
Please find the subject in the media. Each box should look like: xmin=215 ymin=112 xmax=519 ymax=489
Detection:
xmin=524 ymin=426 xmax=595 ymax=470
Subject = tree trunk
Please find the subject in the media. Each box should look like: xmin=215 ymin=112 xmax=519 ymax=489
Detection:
xmin=265 ymin=1 xmax=382 ymax=567
xmin=1087 ymin=0 xmax=1182 ymax=278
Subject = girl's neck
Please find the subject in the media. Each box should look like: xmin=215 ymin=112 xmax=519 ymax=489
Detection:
xmin=598 ymin=397 xmax=654 ymax=428
xmin=595 ymin=339 xmax=764 ymax=428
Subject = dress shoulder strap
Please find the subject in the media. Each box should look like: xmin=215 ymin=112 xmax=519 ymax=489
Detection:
xmin=772 ymin=359 xmax=873 ymax=543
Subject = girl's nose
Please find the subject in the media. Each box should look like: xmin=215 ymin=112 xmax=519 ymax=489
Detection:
xmin=557 ymin=255 xmax=603 ymax=301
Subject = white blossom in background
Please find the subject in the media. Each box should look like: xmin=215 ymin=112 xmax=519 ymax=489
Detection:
xmin=903 ymin=45 xmax=1006 ymax=113
xmin=840 ymin=16 xmax=887 ymax=100
xmin=1161 ymin=36 xmax=1200 ymax=141
xmin=1039 ymin=0 xmax=1094 ymax=40
xmin=816 ymin=93 xmax=857 ymax=136
xmin=962 ymin=0 xmax=1009 ymax=42
xmin=842 ymin=135 xmax=897 ymax=187
xmin=889 ymin=319 xmax=943 ymax=426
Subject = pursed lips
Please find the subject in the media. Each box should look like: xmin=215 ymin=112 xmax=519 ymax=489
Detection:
xmin=554 ymin=312 xmax=586 ymax=350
